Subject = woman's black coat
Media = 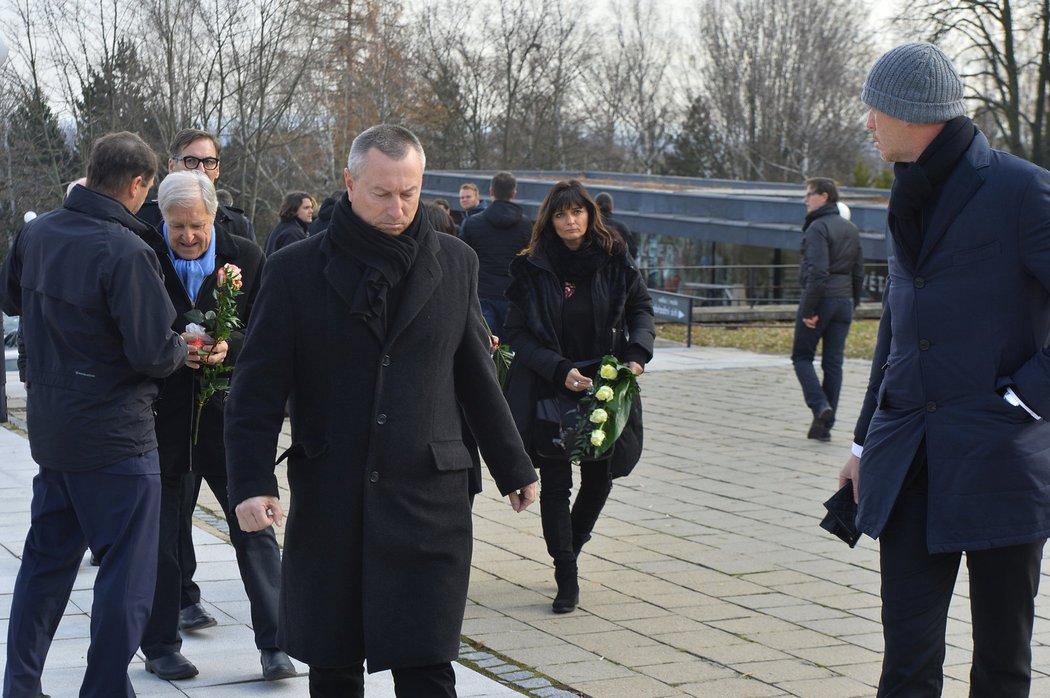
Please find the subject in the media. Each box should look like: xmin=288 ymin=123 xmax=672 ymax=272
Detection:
xmin=142 ymin=226 xmax=264 ymax=477
xmin=224 ymin=218 xmax=536 ymax=671
xmin=503 ymin=247 xmax=655 ymax=477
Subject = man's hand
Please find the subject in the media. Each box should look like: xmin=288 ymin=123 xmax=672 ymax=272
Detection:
xmin=508 ymin=481 xmax=538 ymax=512
xmin=803 ymin=315 xmax=820 ymax=329
xmin=235 ymin=495 xmax=283 ymax=532
xmin=181 ymin=335 xmax=229 ymax=369
xmin=628 ymin=361 xmax=644 ymax=376
xmin=199 ymin=339 xmax=229 ymax=366
xmin=839 ymin=455 xmax=860 ymax=503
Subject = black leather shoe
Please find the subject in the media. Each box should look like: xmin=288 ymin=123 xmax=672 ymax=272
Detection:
xmin=807 ymin=406 xmax=834 ymax=440
xmin=260 ymin=648 xmax=296 ymax=681
xmin=178 ymin=603 xmax=217 ymax=631
xmin=145 ymin=652 xmax=199 ymax=680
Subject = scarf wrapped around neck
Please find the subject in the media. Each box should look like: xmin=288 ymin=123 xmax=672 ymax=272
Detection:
xmin=327 ymin=192 xmax=424 ymax=333
xmin=164 ymin=223 xmax=216 ymax=303
xmin=887 ymin=115 xmax=976 ymax=265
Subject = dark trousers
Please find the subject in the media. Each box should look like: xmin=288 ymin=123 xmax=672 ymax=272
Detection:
xmin=479 ymin=297 xmax=510 ymax=339
xmin=141 ymin=468 xmax=281 ymax=659
xmin=309 ymin=661 xmax=456 ymax=697
xmin=878 ymin=487 xmax=1044 ymax=697
xmin=4 ymin=452 xmax=161 ymax=698
xmin=179 ymin=468 xmax=282 ymax=646
xmin=537 ymin=457 xmax=613 ymax=564
xmin=791 ymin=296 xmax=853 ymax=426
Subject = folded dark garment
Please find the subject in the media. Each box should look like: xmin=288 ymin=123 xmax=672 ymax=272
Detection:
xmin=820 ymin=480 xmax=861 ymax=548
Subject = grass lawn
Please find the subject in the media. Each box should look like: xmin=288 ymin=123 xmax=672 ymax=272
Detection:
xmin=658 ymin=319 xmax=879 ymax=361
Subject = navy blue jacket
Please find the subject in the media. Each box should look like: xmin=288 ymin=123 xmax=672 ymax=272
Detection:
xmin=854 ymin=131 xmax=1050 ymax=552
xmin=0 ymin=186 xmax=187 ymax=470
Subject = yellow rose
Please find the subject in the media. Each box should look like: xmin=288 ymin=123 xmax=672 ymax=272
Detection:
xmin=600 ymin=364 xmax=618 ymax=380
xmin=596 ymin=385 xmax=615 ymax=401
xmin=590 ymin=429 xmax=606 ymax=446
xmin=589 ymin=408 xmax=608 ymax=424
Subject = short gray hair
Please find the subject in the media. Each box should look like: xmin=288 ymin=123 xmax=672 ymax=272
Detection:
xmin=346 ymin=124 xmax=426 ymax=178
xmin=158 ymin=170 xmax=218 ymax=219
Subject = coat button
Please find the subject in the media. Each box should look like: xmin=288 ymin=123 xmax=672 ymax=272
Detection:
xmin=382 ymin=355 xmax=391 ymax=367
xmin=919 ymin=339 xmax=931 ymax=351
xmin=914 ymin=277 xmax=926 ymax=288
xmin=376 ymin=413 xmax=387 ymax=425
xmin=369 ymin=471 xmax=380 ymax=483
xmin=926 ymin=401 xmax=937 ymax=412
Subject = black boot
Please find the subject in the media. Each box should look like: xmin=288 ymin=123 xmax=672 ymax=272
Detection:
xmin=552 ymin=561 xmax=579 ymax=614
xmin=571 ymin=533 xmax=590 ymax=559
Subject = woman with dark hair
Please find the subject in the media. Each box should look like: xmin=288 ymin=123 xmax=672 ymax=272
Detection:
xmin=424 ymin=201 xmax=457 ymax=235
xmin=264 ymin=191 xmax=314 ymax=256
xmin=503 ymin=179 xmax=655 ymax=613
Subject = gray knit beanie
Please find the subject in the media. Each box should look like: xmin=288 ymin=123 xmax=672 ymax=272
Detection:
xmin=861 ymin=42 xmax=965 ymax=123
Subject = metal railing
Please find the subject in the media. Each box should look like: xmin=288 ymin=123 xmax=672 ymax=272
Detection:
xmin=638 ymin=264 xmax=889 ymax=307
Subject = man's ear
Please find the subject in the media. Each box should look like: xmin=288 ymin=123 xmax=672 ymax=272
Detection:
xmin=343 ymin=168 xmax=354 ymax=200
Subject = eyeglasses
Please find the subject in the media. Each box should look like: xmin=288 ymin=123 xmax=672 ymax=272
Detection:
xmin=804 ymin=191 xmax=822 ymax=199
xmin=175 ymin=156 xmax=220 ymax=171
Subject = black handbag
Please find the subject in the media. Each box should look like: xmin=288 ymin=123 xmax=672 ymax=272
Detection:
xmin=532 ymin=393 xmax=583 ymax=459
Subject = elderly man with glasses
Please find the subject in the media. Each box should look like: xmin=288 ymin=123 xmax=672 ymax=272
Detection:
xmin=137 ymin=128 xmax=260 ymax=642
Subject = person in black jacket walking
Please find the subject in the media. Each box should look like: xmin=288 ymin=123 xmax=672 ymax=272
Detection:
xmin=137 ymin=171 xmax=294 ymax=683
xmin=460 ymin=171 xmax=532 ymax=337
xmin=0 ymin=131 xmax=192 ymax=698
xmin=791 ymin=177 xmax=863 ymax=441
xmin=503 ymin=180 xmax=655 ymax=614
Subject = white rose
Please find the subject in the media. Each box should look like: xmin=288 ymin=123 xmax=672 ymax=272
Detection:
xmin=590 ymin=429 xmax=606 ymax=447
xmin=589 ymin=408 xmax=609 ymax=424
xmin=596 ymin=385 xmax=615 ymax=402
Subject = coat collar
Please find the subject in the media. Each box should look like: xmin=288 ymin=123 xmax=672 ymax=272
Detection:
xmin=916 ymin=131 xmax=989 ymax=268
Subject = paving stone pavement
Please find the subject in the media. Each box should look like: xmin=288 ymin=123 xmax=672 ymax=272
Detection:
xmin=4 ymin=345 xmax=1050 ymax=696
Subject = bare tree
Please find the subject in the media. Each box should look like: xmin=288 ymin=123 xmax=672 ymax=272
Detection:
xmin=590 ymin=0 xmax=677 ymax=173
xmin=899 ymin=0 xmax=1050 ymax=167
xmin=680 ymin=0 xmax=872 ymax=182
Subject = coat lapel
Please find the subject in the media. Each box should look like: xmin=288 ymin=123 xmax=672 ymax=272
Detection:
xmin=385 ymin=241 xmax=442 ymax=347
xmin=916 ymin=141 xmax=987 ymax=270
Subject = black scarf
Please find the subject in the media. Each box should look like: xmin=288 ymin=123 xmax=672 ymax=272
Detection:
xmin=887 ymin=115 xmax=976 ymax=265
xmin=328 ymin=192 xmax=423 ymax=332
xmin=544 ymin=236 xmax=609 ymax=281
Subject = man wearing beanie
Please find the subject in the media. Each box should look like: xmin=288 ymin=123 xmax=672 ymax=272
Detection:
xmin=840 ymin=42 xmax=1050 ymax=695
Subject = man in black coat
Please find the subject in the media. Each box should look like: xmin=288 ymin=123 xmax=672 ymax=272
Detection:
xmin=136 ymin=171 xmax=293 ymax=682
xmin=225 ymin=124 xmax=537 ymax=697
xmin=139 ymin=128 xmax=258 ymax=244
xmin=791 ymin=177 xmax=863 ymax=442
xmin=0 ymin=132 xmax=191 ymax=697
xmin=460 ymin=171 xmax=532 ymax=337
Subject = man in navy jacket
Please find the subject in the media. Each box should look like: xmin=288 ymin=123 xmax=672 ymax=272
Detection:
xmin=0 ymin=132 xmax=191 ymax=697
xmin=841 ymin=43 xmax=1050 ymax=695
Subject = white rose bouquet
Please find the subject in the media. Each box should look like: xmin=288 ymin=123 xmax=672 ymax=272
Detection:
xmin=571 ymin=355 xmax=640 ymax=462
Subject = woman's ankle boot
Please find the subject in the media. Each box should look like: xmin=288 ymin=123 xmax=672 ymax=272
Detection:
xmin=552 ymin=561 xmax=579 ymax=614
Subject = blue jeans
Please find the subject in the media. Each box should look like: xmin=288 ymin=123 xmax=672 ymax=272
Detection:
xmin=791 ymin=297 xmax=853 ymax=426
xmin=479 ymin=297 xmax=510 ymax=339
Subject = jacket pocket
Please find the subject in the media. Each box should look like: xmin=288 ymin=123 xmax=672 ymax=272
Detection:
xmin=953 ymin=240 xmax=1000 ymax=266
xmin=429 ymin=440 xmax=472 ymax=472
xmin=275 ymin=440 xmax=329 ymax=465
